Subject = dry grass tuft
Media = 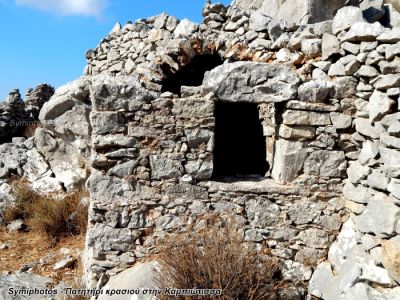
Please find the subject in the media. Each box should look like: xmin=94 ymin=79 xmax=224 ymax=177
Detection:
xmin=28 ymin=190 xmax=89 ymax=238
xmin=3 ymin=179 xmax=89 ymax=240
xmin=3 ymin=178 xmax=40 ymax=222
xmin=156 ymin=216 xmax=284 ymax=300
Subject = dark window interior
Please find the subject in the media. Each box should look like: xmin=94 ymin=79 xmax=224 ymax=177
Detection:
xmin=161 ymin=54 xmax=222 ymax=95
xmin=212 ymin=102 xmax=268 ymax=179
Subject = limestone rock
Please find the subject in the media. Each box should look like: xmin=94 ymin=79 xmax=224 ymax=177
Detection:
xmin=343 ymin=182 xmax=372 ymax=203
xmin=354 ymin=118 xmax=380 ymax=139
xmin=366 ymin=170 xmax=389 ymax=190
xmin=174 ymin=19 xmax=197 ymax=37
xmin=358 ymin=140 xmax=379 ymax=165
xmin=330 ymin=112 xmax=352 ymax=129
xmin=202 ymin=62 xmax=300 ymax=103
xmin=347 ymin=161 xmax=371 ymax=184
xmin=240 ymin=0 xmax=348 ymax=25
xmin=344 ymin=22 xmax=385 ymax=42
xmin=304 ymin=150 xmax=347 ymax=177
xmin=373 ymin=74 xmax=400 ymax=90
xmin=246 ymin=198 xmax=280 ymax=227
xmin=278 ymin=125 xmax=316 ymax=140
xmin=282 ymin=110 xmax=331 ymax=126
xmin=354 ymin=193 xmax=400 ymax=236
xmin=332 ymin=6 xmax=365 ymax=34
xmin=150 ymin=155 xmax=183 ymax=180
xmin=298 ymin=80 xmax=333 ymax=103
xmin=388 ymin=178 xmax=400 ymax=199
xmin=249 ymin=11 xmax=270 ymax=32
xmin=53 ymin=257 xmax=77 ymax=270
xmin=322 ymin=33 xmax=341 ymax=59
xmin=98 ymin=262 xmax=159 ymax=300
xmin=368 ymin=90 xmax=395 ymax=122
xmin=271 ymin=140 xmax=308 ymax=184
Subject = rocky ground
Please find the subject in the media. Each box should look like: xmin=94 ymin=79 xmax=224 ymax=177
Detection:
xmin=0 ymin=227 xmax=85 ymax=291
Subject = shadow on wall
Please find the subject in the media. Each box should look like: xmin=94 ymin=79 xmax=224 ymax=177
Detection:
xmin=161 ymin=54 xmax=223 ymax=96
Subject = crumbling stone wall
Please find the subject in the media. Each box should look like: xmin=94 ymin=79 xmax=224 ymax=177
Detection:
xmin=62 ymin=0 xmax=400 ymax=298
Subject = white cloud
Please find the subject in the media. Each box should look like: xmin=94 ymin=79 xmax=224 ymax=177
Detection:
xmin=15 ymin=0 xmax=108 ymax=17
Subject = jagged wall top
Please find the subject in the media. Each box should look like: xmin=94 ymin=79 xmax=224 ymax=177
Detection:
xmin=232 ymin=0 xmax=348 ymax=24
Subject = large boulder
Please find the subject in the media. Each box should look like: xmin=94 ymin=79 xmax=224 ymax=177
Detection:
xmin=37 ymin=78 xmax=92 ymax=191
xmin=202 ymin=62 xmax=300 ymax=103
xmin=98 ymin=262 xmax=159 ymax=300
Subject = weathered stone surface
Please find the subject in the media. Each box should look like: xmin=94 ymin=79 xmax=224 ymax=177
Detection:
xmin=308 ymin=262 xmax=335 ymax=299
xmin=304 ymin=150 xmax=347 ymax=177
xmin=174 ymin=18 xmax=197 ymax=37
xmin=322 ymin=33 xmax=341 ymax=59
xmin=249 ymin=11 xmax=270 ymax=32
xmin=150 ymin=156 xmax=183 ymax=180
xmin=343 ymin=182 xmax=372 ymax=203
xmin=367 ymin=170 xmax=389 ymax=190
xmin=344 ymin=22 xmax=385 ymax=42
xmin=298 ymin=80 xmax=333 ymax=103
xmin=98 ymin=262 xmax=159 ymax=300
xmin=39 ymin=78 xmax=89 ymax=122
xmin=271 ymin=140 xmax=308 ymax=184
xmin=368 ymin=91 xmax=395 ymax=122
xmin=281 ymin=260 xmax=312 ymax=283
xmin=202 ymin=62 xmax=300 ymax=103
xmin=373 ymin=74 xmax=400 ymax=90
xmin=332 ymin=6 xmax=364 ymax=34
xmin=388 ymin=178 xmax=400 ymax=199
xmin=282 ymin=110 xmax=331 ymax=126
xmin=301 ymin=38 xmax=322 ymax=58
xmin=354 ymin=193 xmax=400 ymax=236
xmin=35 ymin=128 xmax=90 ymax=191
xmin=246 ymin=198 xmax=280 ymax=227
xmin=90 ymin=76 xmax=156 ymax=111
xmin=288 ymin=201 xmax=321 ymax=225
xmin=328 ymin=219 xmax=359 ymax=273
xmin=354 ymin=118 xmax=380 ymax=139
xmin=347 ymin=161 xmax=371 ymax=184
xmin=298 ymin=228 xmax=330 ymax=249
xmin=237 ymin=0 xmax=347 ymax=25
xmin=53 ymin=257 xmax=77 ymax=270
xmin=330 ymin=112 xmax=352 ymax=129
xmin=358 ymin=140 xmax=379 ymax=165
xmin=7 ymin=219 xmax=26 ymax=232
xmin=278 ymin=125 xmax=316 ymax=140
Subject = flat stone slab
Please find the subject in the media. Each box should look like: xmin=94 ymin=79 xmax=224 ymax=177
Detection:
xmin=200 ymin=179 xmax=310 ymax=196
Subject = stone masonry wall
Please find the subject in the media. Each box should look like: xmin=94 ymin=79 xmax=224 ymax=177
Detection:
xmin=71 ymin=1 xmax=400 ymax=298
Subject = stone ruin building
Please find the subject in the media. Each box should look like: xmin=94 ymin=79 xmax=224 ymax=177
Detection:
xmin=1 ymin=0 xmax=400 ymax=298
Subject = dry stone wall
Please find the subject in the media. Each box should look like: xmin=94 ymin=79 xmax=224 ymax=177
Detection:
xmin=0 ymin=0 xmax=398 ymax=299
xmin=80 ymin=1 xmax=400 ymax=298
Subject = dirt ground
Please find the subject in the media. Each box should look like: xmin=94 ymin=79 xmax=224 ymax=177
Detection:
xmin=0 ymin=227 xmax=85 ymax=288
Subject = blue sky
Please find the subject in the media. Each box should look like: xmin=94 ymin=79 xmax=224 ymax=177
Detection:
xmin=0 ymin=0 xmax=231 ymax=100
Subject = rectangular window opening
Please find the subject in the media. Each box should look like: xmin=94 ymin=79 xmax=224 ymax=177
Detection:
xmin=212 ymin=101 xmax=268 ymax=180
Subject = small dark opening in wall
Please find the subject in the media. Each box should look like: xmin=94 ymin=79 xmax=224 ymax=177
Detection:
xmin=161 ymin=54 xmax=222 ymax=95
xmin=212 ymin=102 xmax=268 ymax=179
